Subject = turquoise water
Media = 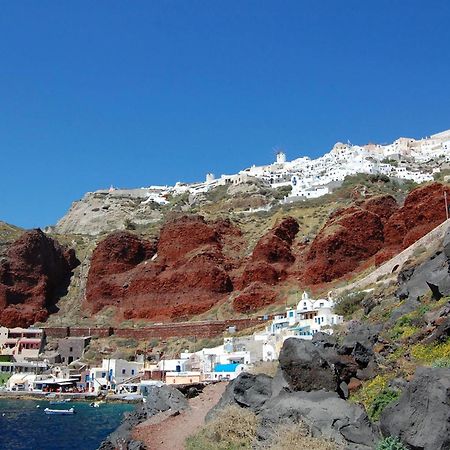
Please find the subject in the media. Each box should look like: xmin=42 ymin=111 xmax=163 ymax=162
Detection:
xmin=0 ymin=399 xmax=134 ymax=450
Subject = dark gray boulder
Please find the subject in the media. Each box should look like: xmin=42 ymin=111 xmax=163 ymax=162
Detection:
xmin=396 ymin=250 xmax=450 ymax=302
xmin=311 ymin=331 xmax=338 ymax=348
xmin=423 ymin=315 xmax=450 ymax=345
xmin=258 ymin=390 xmax=380 ymax=450
xmin=388 ymin=297 xmax=421 ymax=325
xmin=380 ymin=367 xmax=450 ymax=450
xmin=279 ymin=337 xmax=339 ymax=393
xmin=270 ymin=366 xmax=291 ymax=398
xmin=338 ymin=323 xmax=381 ymax=368
xmin=207 ymin=372 xmax=273 ymax=420
xmin=142 ymin=384 xmax=188 ymax=416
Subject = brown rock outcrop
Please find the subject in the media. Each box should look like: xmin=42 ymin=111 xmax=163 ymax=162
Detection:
xmin=85 ymin=216 xmax=239 ymax=321
xmin=239 ymin=217 xmax=299 ymax=288
xmin=384 ymin=183 xmax=450 ymax=248
xmin=303 ymin=185 xmax=450 ymax=282
xmin=0 ymin=229 xmax=79 ymax=327
xmin=362 ymin=194 xmax=399 ymax=224
xmin=232 ymin=282 xmax=278 ymax=313
xmin=303 ymin=203 xmax=386 ymax=284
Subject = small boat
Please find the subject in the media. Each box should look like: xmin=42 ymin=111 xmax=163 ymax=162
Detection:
xmin=49 ymin=399 xmax=71 ymax=405
xmin=89 ymin=401 xmax=102 ymax=408
xmin=44 ymin=407 xmax=75 ymax=415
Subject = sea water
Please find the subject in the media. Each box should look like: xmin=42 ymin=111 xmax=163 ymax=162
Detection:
xmin=0 ymin=399 xmax=134 ymax=450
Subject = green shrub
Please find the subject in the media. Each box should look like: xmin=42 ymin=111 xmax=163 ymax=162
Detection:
xmin=0 ymin=372 xmax=11 ymax=386
xmin=350 ymin=374 xmax=393 ymax=413
xmin=411 ymin=338 xmax=450 ymax=364
xmin=123 ymin=218 xmax=136 ymax=230
xmin=389 ymin=316 xmax=420 ymax=340
xmin=205 ymin=185 xmax=229 ymax=203
xmin=431 ymin=357 xmax=450 ymax=368
xmin=376 ymin=436 xmax=407 ymax=450
xmin=368 ymin=389 xmax=400 ymax=421
xmin=334 ymin=291 xmax=366 ymax=317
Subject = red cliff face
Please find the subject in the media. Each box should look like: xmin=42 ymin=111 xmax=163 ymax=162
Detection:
xmin=233 ymin=282 xmax=277 ymax=313
xmin=303 ymin=204 xmax=385 ymax=284
xmin=239 ymin=217 xmax=299 ymax=287
xmin=384 ymin=183 xmax=450 ymax=248
xmin=375 ymin=183 xmax=450 ymax=264
xmin=81 ymin=184 xmax=450 ymax=321
xmin=85 ymin=216 xmax=240 ymax=321
xmin=303 ymin=184 xmax=450 ymax=282
xmin=0 ymin=229 xmax=79 ymax=327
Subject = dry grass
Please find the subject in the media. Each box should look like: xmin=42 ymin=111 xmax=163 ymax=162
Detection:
xmin=261 ymin=422 xmax=344 ymax=450
xmin=186 ymin=405 xmax=258 ymax=450
xmin=187 ymin=405 xmax=343 ymax=450
xmin=248 ymin=361 xmax=279 ymax=377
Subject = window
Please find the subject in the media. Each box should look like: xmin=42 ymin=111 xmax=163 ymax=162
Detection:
xmin=101 ymin=372 xmax=106 ymax=378
xmin=122 ymin=369 xmax=126 ymax=375
xmin=69 ymin=347 xmax=73 ymax=353
xmin=131 ymin=369 xmax=135 ymax=375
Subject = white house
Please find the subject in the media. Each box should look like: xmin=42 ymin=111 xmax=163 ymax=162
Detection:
xmin=267 ymin=292 xmax=343 ymax=340
xmin=88 ymin=359 xmax=144 ymax=394
xmin=203 ymin=363 xmax=246 ymax=381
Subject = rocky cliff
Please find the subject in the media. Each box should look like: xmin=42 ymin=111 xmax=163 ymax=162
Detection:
xmin=303 ymin=183 xmax=450 ymax=283
xmin=0 ymin=229 xmax=79 ymax=327
xmin=84 ymin=216 xmax=241 ymax=321
xmin=2 ymin=181 xmax=450 ymax=327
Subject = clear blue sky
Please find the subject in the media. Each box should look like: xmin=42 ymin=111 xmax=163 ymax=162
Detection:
xmin=1 ymin=1 xmax=449 ymax=228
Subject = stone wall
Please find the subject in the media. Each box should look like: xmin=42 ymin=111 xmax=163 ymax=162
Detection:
xmin=43 ymin=318 xmax=263 ymax=340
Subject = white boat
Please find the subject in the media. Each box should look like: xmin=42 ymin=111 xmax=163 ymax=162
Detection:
xmin=44 ymin=407 xmax=75 ymax=415
xmin=49 ymin=399 xmax=71 ymax=405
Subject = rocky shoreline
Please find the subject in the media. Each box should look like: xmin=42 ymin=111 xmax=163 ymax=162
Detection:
xmin=98 ymin=384 xmax=190 ymax=450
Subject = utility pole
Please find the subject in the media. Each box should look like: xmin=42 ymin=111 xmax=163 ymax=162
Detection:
xmin=445 ymin=191 xmax=449 ymax=220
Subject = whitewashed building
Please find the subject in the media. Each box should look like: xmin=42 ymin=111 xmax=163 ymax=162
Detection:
xmin=88 ymin=359 xmax=144 ymax=394
xmin=262 ymin=292 xmax=343 ymax=340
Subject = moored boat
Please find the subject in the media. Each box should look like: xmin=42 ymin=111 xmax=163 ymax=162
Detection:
xmin=44 ymin=407 xmax=75 ymax=415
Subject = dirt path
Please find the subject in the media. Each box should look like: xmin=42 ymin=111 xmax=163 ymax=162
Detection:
xmin=132 ymin=382 xmax=227 ymax=450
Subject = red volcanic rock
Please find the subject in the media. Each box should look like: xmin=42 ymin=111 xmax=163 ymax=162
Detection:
xmin=384 ymin=183 xmax=450 ymax=248
xmin=362 ymin=195 xmax=399 ymax=224
xmin=374 ymin=247 xmax=400 ymax=266
xmin=85 ymin=216 xmax=237 ymax=321
xmin=89 ymin=231 xmax=157 ymax=277
xmin=239 ymin=217 xmax=299 ymax=289
xmin=302 ymin=184 xmax=450 ymax=283
xmin=239 ymin=261 xmax=281 ymax=287
xmin=0 ymin=229 xmax=79 ymax=327
xmin=252 ymin=217 xmax=299 ymax=263
xmin=157 ymin=215 xmax=219 ymax=264
xmin=303 ymin=207 xmax=384 ymax=284
xmin=232 ymin=282 xmax=278 ymax=313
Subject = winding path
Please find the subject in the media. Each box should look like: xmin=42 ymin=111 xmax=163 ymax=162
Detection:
xmin=132 ymin=382 xmax=227 ymax=450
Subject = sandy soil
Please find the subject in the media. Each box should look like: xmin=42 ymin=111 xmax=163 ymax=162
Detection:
xmin=132 ymin=382 xmax=227 ymax=450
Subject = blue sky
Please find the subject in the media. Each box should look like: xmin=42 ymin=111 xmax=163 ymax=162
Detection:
xmin=1 ymin=1 xmax=449 ymax=228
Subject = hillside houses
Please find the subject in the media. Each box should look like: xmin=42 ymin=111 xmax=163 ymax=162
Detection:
xmin=254 ymin=292 xmax=344 ymax=361
xmin=85 ymin=128 xmax=448 ymax=205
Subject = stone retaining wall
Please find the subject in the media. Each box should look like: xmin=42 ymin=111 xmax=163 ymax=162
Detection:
xmin=43 ymin=318 xmax=263 ymax=340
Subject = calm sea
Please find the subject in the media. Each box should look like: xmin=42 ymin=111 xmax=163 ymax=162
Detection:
xmin=0 ymin=399 xmax=134 ymax=450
